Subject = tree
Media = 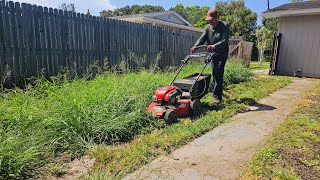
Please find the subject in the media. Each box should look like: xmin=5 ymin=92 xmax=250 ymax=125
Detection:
xmin=193 ymin=16 xmax=207 ymax=29
xmin=170 ymin=4 xmax=210 ymax=29
xmin=262 ymin=18 xmax=279 ymax=33
xmin=215 ymin=0 xmax=257 ymax=41
xmin=256 ymin=27 xmax=273 ymax=65
xmin=100 ymin=5 xmax=165 ymax=17
xmin=59 ymin=3 xmax=75 ymax=12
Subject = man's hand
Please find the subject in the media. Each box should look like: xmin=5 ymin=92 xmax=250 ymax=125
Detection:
xmin=207 ymin=45 xmax=216 ymax=52
xmin=190 ymin=47 xmax=196 ymax=53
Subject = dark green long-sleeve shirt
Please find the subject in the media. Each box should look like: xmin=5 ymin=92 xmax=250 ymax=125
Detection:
xmin=193 ymin=21 xmax=230 ymax=58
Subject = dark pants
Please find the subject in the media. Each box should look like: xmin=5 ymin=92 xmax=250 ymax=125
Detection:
xmin=211 ymin=57 xmax=227 ymax=99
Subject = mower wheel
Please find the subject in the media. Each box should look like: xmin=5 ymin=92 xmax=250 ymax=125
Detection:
xmin=164 ymin=109 xmax=177 ymax=124
xmin=190 ymin=99 xmax=201 ymax=116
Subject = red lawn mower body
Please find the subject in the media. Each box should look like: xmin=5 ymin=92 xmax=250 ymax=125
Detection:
xmin=147 ymin=86 xmax=191 ymax=119
xmin=146 ymin=45 xmax=215 ymax=123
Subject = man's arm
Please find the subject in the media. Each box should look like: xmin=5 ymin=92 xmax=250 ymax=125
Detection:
xmin=193 ymin=26 xmax=208 ymax=48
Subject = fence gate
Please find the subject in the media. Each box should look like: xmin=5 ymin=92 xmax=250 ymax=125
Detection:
xmin=228 ymin=36 xmax=253 ymax=67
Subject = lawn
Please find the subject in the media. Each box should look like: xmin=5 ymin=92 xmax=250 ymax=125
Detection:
xmin=0 ymin=61 xmax=291 ymax=179
xmin=82 ymin=75 xmax=291 ymax=179
xmin=242 ymin=84 xmax=320 ymax=180
xmin=249 ymin=61 xmax=270 ymax=71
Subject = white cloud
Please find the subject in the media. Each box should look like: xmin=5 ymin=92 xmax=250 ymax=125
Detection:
xmin=11 ymin=0 xmax=116 ymax=15
xmin=99 ymin=0 xmax=116 ymax=10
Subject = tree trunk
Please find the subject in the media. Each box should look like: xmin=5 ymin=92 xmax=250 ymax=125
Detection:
xmin=258 ymin=49 xmax=263 ymax=66
xmin=261 ymin=50 xmax=265 ymax=65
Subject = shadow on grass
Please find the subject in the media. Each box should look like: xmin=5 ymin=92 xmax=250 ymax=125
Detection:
xmin=235 ymin=97 xmax=276 ymax=112
xmin=190 ymin=97 xmax=277 ymax=120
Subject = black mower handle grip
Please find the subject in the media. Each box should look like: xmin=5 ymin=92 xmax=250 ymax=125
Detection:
xmin=193 ymin=45 xmax=209 ymax=51
xmin=191 ymin=45 xmax=209 ymax=54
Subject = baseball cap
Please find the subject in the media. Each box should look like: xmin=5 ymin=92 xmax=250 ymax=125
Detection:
xmin=206 ymin=9 xmax=218 ymax=20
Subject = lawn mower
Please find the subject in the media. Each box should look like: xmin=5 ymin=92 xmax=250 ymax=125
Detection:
xmin=147 ymin=45 xmax=216 ymax=123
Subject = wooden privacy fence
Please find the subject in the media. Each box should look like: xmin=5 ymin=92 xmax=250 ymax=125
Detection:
xmin=229 ymin=36 xmax=253 ymax=67
xmin=0 ymin=0 xmax=201 ymax=84
xmin=0 ymin=0 xmax=254 ymax=85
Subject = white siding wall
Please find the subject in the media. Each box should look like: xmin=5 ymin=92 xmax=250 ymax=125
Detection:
xmin=278 ymin=15 xmax=320 ymax=78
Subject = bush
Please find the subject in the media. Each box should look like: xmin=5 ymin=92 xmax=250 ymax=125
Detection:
xmin=224 ymin=62 xmax=253 ymax=88
xmin=0 ymin=61 xmax=253 ymax=178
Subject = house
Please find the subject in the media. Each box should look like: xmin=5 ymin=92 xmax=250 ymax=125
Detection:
xmin=111 ymin=11 xmax=203 ymax=33
xmin=263 ymin=1 xmax=320 ymax=78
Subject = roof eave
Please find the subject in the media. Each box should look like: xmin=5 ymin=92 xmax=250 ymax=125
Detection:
xmin=263 ymin=8 xmax=320 ymax=18
xmin=111 ymin=11 xmax=194 ymax=27
xmin=115 ymin=16 xmax=202 ymax=32
xmin=142 ymin=17 xmax=202 ymax=32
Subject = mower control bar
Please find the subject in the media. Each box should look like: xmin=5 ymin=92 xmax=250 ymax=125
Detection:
xmin=189 ymin=53 xmax=207 ymax=58
xmin=170 ymin=45 xmax=210 ymax=85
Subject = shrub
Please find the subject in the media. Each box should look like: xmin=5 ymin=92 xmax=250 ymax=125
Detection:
xmin=224 ymin=62 xmax=253 ymax=88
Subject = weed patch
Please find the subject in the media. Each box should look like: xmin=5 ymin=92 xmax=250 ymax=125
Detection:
xmin=0 ymin=62 xmax=253 ymax=178
xmin=82 ymin=75 xmax=290 ymax=179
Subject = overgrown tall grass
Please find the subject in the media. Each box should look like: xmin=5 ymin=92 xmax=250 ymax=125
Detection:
xmin=0 ymin=62 xmax=252 ymax=178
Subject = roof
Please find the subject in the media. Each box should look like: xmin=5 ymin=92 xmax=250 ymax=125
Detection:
xmin=263 ymin=1 xmax=320 ymax=18
xmin=112 ymin=11 xmax=194 ymax=27
xmin=111 ymin=11 xmax=203 ymax=33
xmin=268 ymin=1 xmax=320 ymax=12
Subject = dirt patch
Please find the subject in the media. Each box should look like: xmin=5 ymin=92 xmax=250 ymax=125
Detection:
xmin=47 ymin=156 xmax=95 ymax=180
xmin=123 ymin=79 xmax=318 ymax=180
xmin=277 ymin=146 xmax=320 ymax=180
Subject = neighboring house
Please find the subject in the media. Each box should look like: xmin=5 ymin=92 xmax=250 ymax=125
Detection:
xmin=263 ymin=1 xmax=320 ymax=78
xmin=111 ymin=11 xmax=203 ymax=33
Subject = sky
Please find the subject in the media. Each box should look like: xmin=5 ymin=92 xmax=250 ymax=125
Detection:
xmin=11 ymin=0 xmax=292 ymax=23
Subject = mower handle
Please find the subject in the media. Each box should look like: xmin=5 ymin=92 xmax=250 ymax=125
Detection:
xmin=182 ymin=45 xmax=210 ymax=64
xmin=190 ymin=45 xmax=209 ymax=56
xmin=192 ymin=45 xmax=209 ymax=52
xmin=171 ymin=46 xmax=211 ymax=85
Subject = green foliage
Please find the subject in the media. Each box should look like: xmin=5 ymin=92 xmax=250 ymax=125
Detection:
xmin=224 ymin=62 xmax=253 ymax=88
xmin=193 ymin=16 xmax=207 ymax=29
xmin=215 ymin=0 xmax=257 ymax=41
xmin=170 ymin=4 xmax=210 ymax=28
xmin=0 ymin=61 xmax=253 ymax=178
xmin=249 ymin=61 xmax=270 ymax=70
xmin=100 ymin=5 xmax=165 ymax=17
xmin=262 ymin=18 xmax=279 ymax=33
xmin=260 ymin=18 xmax=278 ymax=62
xmin=256 ymin=27 xmax=273 ymax=62
xmin=59 ymin=3 xmax=75 ymax=12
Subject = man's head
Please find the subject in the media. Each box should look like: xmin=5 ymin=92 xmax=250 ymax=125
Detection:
xmin=206 ymin=9 xmax=219 ymax=26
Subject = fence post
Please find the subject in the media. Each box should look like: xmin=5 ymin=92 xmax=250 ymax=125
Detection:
xmin=237 ymin=40 xmax=242 ymax=62
xmin=0 ymin=1 xmax=4 ymax=80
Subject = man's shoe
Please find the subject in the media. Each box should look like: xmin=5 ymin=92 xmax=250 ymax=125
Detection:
xmin=213 ymin=95 xmax=222 ymax=105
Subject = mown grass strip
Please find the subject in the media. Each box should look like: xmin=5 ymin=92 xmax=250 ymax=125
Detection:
xmin=241 ymin=83 xmax=320 ymax=180
xmin=249 ymin=61 xmax=270 ymax=71
xmin=83 ymin=76 xmax=291 ymax=179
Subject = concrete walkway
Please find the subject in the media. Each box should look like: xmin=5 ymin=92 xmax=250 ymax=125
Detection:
xmin=123 ymin=79 xmax=318 ymax=180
